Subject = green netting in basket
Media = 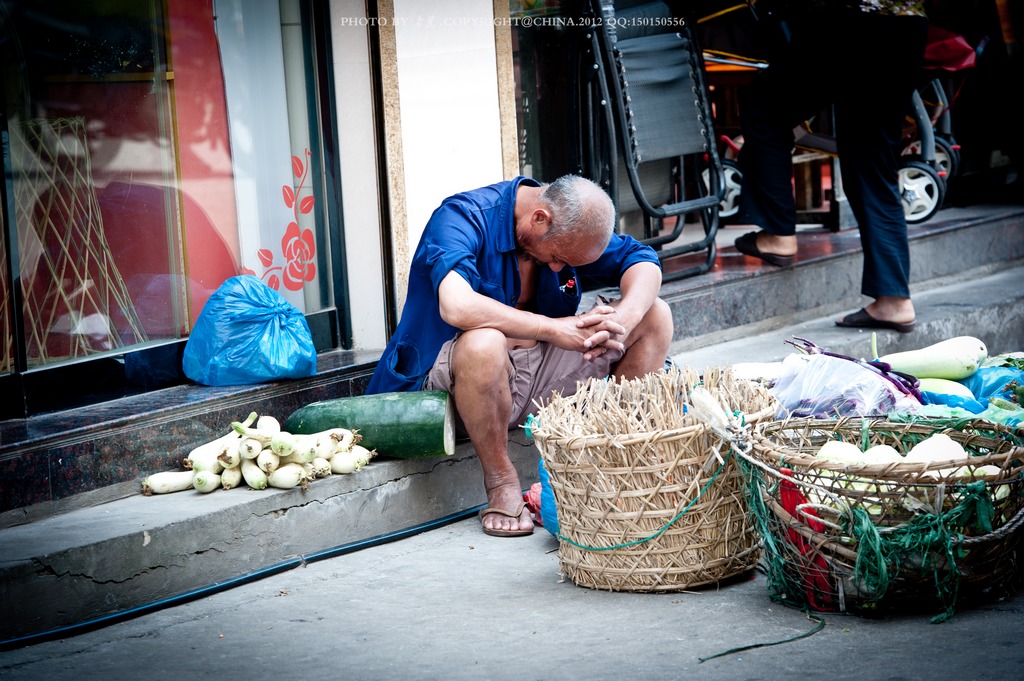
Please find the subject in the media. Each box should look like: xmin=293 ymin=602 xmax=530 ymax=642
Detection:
xmin=738 ymin=417 xmax=1024 ymax=620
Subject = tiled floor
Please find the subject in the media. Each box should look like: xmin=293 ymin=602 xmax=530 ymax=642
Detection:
xmin=655 ymin=200 xmax=1023 ymax=291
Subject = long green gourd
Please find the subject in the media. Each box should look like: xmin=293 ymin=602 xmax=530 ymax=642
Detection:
xmin=283 ymin=391 xmax=456 ymax=459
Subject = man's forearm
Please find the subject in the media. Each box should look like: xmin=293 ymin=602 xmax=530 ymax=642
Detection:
xmin=612 ymin=262 xmax=663 ymax=333
xmin=437 ymin=270 xmax=540 ymax=340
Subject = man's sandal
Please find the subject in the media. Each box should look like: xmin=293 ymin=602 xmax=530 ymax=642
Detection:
xmin=478 ymin=501 xmax=534 ymax=537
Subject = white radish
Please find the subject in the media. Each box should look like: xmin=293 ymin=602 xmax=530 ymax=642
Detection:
xmin=188 ymin=411 xmax=258 ymax=454
xmin=926 ymin=463 xmax=1001 ymax=481
xmin=257 ymin=449 xmax=281 ymax=474
xmin=232 ymin=422 xmax=273 ymax=445
xmin=257 ymin=414 xmax=281 ymax=434
xmin=306 ymin=428 xmax=359 ymax=459
xmin=325 ymin=428 xmax=358 ymax=453
xmin=815 ymin=439 xmax=863 ymax=464
xmin=268 ymin=463 xmax=309 ymax=490
xmin=142 ymin=470 xmax=195 ymax=496
xmin=185 ymin=447 xmax=225 ymax=474
xmin=352 ymin=444 xmax=374 ymax=467
xmin=270 ymin=431 xmax=296 ymax=457
xmin=193 ymin=470 xmax=222 ymax=493
xmin=311 ymin=457 xmax=332 ymax=478
xmin=241 ymin=458 xmax=268 ymax=490
xmin=239 ymin=438 xmax=262 ymax=460
xmin=314 ymin=432 xmax=340 ymax=459
xmin=281 ymin=441 xmax=318 ymax=465
xmin=905 ymin=433 xmax=967 ymax=462
xmin=217 ymin=444 xmax=242 ymax=469
xmin=330 ymin=448 xmax=363 ymax=474
xmin=278 ymin=432 xmax=317 ymax=464
xmin=185 ymin=432 xmax=236 ymax=464
xmin=221 ymin=465 xmax=243 ymax=491
xmin=290 ymin=434 xmax=321 ymax=462
xmin=186 ymin=412 xmax=256 ymax=463
xmin=862 ymin=444 xmax=903 ymax=463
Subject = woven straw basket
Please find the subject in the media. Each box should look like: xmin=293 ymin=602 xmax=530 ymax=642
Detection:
xmin=530 ymin=366 xmax=776 ymax=592
xmin=740 ymin=416 xmax=1024 ymax=618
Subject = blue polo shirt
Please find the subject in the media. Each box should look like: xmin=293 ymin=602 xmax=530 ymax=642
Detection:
xmin=366 ymin=176 xmax=661 ymax=394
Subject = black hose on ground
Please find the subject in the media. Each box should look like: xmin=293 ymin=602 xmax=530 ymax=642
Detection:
xmin=0 ymin=505 xmax=482 ymax=652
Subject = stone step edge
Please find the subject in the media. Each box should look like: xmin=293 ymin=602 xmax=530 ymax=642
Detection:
xmin=670 ymin=261 xmax=1024 ymax=370
xmin=0 ymin=428 xmax=539 ymax=641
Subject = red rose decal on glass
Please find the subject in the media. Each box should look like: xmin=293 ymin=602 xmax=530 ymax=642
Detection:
xmin=281 ymin=220 xmax=316 ymax=289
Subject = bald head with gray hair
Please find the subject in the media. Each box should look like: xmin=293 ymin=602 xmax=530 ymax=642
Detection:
xmin=538 ymin=175 xmax=615 ymax=252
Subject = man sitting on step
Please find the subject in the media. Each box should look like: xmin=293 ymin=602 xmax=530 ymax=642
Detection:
xmin=366 ymin=175 xmax=673 ymax=537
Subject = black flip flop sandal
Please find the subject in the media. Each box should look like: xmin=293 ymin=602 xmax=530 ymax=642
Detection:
xmin=734 ymin=231 xmax=796 ymax=267
xmin=836 ymin=307 xmax=916 ymax=334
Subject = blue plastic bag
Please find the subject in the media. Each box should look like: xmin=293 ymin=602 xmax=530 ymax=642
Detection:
xmin=961 ymin=366 xmax=1024 ymax=404
xmin=538 ymin=458 xmax=560 ymax=538
xmin=920 ymin=390 xmax=987 ymax=414
xmin=182 ymin=275 xmax=317 ymax=386
xmin=916 ymin=365 xmax=1024 ymax=424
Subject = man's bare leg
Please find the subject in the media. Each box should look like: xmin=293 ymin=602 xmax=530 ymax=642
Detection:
xmin=450 ymin=328 xmax=534 ymax=535
xmin=613 ymin=298 xmax=674 ymax=380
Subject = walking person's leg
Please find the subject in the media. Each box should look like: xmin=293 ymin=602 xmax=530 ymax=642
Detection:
xmin=834 ymin=11 xmax=928 ymax=332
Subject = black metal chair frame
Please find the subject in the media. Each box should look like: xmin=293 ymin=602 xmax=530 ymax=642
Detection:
xmin=583 ymin=0 xmax=727 ymax=281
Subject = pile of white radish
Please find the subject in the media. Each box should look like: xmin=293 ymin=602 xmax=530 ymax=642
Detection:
xmin=815 ymin=439 xmax=902 ymax=466
xmin=812 ymin=431 xmax=1013 ymax=515
xmin=814 ymin=432 xmax=1003 ymax=481
xmin=141 ymin=412 xmax=375 ymax=496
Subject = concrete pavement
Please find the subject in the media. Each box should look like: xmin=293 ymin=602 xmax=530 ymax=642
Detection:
xmin=0 ymin=512 xmax=1021 ymax=680
xmin=2 ymin=261 xmax=1024 ymax=655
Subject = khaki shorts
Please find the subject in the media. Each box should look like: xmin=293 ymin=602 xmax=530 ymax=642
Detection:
xmin=424 ymin=336 xmax=624 ymax=432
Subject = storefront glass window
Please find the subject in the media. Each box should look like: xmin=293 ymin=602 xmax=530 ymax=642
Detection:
xmin=0 ymin=0 xmax=330 ymax=377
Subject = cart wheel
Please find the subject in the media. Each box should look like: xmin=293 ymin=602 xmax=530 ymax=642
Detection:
xmin=900 ymin=136 xmax=959 ymax=180
xmin=899 ymin=159 xmax=946 ymax=224
xmin=702 ymin=159 xmax=743 ymax=220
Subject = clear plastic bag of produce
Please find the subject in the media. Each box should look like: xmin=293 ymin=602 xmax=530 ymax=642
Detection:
xmin=182 ymin=275 xmax=317 ymax=386
xmin=977 ymin=401 xmax=1024 ymax=426
xmin=770 ymin=353 xmax=921 ymax=419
